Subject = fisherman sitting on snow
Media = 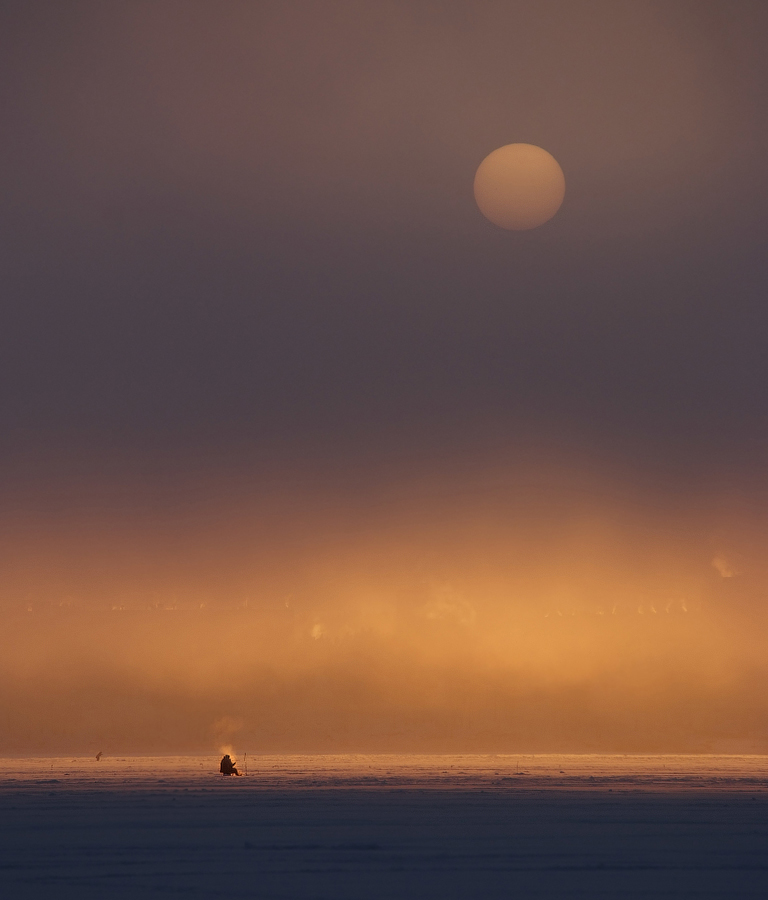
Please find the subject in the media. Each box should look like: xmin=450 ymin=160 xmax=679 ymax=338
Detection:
xmin=219 ymin=754 xmax=240 ymax=776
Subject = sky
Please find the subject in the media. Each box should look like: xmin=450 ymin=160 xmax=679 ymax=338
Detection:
xmin=2 ymin=0 xmax=768 ymax=755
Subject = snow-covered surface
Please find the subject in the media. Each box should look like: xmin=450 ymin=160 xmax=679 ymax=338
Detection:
xmin=2 ymin=755 xmax=768 ymax=898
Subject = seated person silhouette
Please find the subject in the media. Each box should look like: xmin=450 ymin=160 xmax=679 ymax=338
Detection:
xmin=220 ymin=754 xmax=240 ymax=776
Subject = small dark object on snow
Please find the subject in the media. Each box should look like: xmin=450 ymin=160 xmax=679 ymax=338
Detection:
xmin=220 ymin=754 xmax=240 ymax=776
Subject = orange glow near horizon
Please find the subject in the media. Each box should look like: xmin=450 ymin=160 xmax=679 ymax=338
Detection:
xmin=1 ymin=451 xmax=767 ymax=756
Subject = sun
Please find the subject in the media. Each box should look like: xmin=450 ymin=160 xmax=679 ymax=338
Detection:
xmin=474 ymin=143 xmax=565 ymax=230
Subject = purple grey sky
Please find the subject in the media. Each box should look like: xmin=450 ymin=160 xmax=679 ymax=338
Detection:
xmin=0 ymin=1 xmax=765 ymax=478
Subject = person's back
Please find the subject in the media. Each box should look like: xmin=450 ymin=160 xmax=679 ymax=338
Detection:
xmin=220 ymin=754 xmax=240 ymax=776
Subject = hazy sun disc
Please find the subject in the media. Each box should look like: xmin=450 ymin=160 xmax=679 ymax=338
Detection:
xmin=474 ymin=143 xmax=565 ymax=230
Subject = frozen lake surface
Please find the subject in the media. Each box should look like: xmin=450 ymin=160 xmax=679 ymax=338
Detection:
xmin=2 ymin=755 xmax=768 ymax=898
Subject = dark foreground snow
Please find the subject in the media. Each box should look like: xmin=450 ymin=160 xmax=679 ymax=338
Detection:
xmin=1 ymin=756 xmax=767 ymax=898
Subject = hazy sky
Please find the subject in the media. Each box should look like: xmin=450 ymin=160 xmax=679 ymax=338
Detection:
xmin=2 ymin=1 xmax=768 ymax=754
